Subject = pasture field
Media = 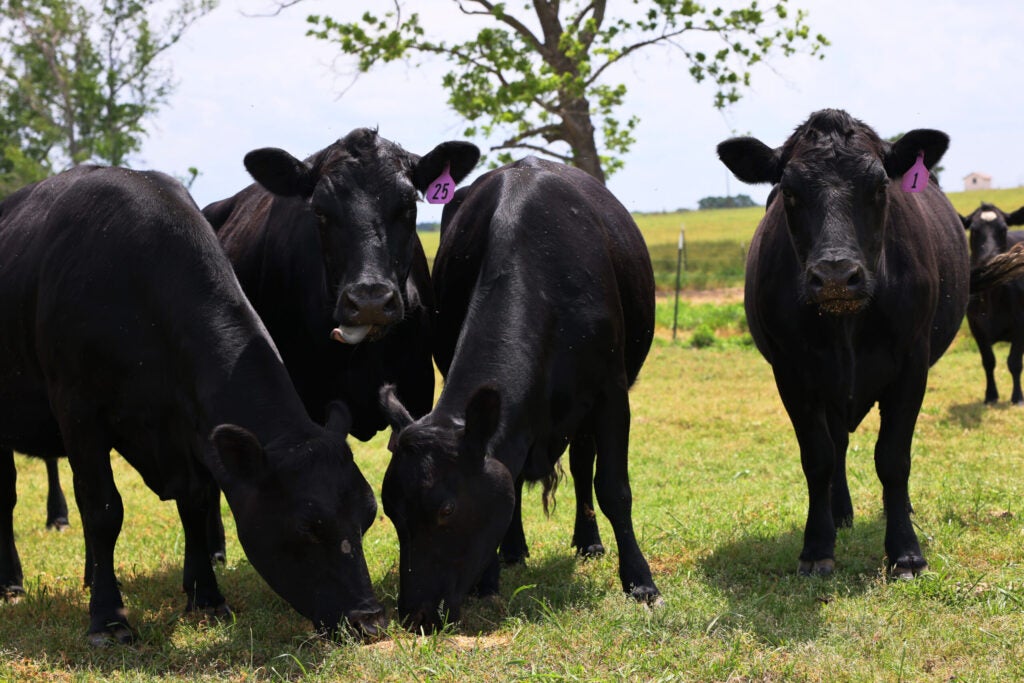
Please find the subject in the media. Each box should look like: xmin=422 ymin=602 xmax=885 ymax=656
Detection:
xmin=2 ymin=187 xmax=1024 ymax=681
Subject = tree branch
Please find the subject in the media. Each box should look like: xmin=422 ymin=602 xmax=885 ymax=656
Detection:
xmin=456 ymin=0 xmax=544 ymax=52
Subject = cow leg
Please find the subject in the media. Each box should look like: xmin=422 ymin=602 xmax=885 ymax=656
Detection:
xmin=44 ymin=457 xmax=69 ymax=531
xmin=205 ymin=488 xmax=226 ymax=565
xmin=1008 ymin=341 xmax=1024 ymax=405
xmin=66 ymin=438 xmax=135 ymax=645
xmin=471 ymin=553 xmax=501 ymax=598
xmin=569 ymin=431 xmax=604 ymax=557
xmin=979 ymin=340 xmax=999 ymax=404
xmin=828 ymin=414 xmax=854 ymax=529
xmin=0 ymin=448 xmax=24 ymax=600
xmin=498 ymin=478 xmax=529 ymax=565
xmin=775 ymin=373 xmax=837 ymax=576
xmin=176 ymin=489 xmax=229 ymax=616
xmin=592 ymin=384 xmax=659 ymax=604
xmin=875 ymin=368 xmax=928 ymax=579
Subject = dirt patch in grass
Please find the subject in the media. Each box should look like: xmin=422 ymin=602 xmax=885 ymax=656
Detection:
xmin=658 ymin=287 xmax=744 ymax=304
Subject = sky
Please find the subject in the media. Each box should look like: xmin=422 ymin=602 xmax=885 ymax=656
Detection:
xmin=139 ymin=0 xmax=1024 ymax=224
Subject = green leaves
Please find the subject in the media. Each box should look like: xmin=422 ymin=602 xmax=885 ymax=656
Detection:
xmin=307 ymin=1 xmax=828 ymax=183
xmin=0 ymin=0 xmax=216 ymax=194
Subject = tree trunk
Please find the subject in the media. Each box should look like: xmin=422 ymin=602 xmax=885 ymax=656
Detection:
xmin=560 ymin=96 xmax=606 ymax=185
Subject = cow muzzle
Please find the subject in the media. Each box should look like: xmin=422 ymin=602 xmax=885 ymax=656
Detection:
xmin=317 ymin=605 xmax=387 ymax=642
xmin=333 ymin=281 xmax=405 ymax=342
xmin=806 ymin=258 xmax=869 ymax=315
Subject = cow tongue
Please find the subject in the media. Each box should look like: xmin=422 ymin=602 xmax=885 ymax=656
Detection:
xmin=330 ymin=325 xmax=371 ymax=344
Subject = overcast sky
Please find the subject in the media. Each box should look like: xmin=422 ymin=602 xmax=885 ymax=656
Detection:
xmin=139 ymin=0 xmax=1024 ymax=223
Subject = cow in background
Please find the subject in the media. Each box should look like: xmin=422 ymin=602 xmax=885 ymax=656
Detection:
xmin=0 ymin=166 xmax=385 ymax=644
xmin=200 ymin=129 xmax=479 ymax=560
xmin=960 ymin=203 xmax=1024 ymax=404
xmin=380 ymin=157 xmax=660 ymax=631
xmin=718 ymin=109 xmax=968 ymax=578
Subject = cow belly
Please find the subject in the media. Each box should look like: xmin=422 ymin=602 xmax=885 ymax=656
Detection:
xmin=0 ymin=380 xmax=64 ymax=457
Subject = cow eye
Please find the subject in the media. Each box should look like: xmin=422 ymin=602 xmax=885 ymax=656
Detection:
xmin=438 ymin=500 xmax=456 ymax=523
xmin=298 ymin=517 xmax=325 ymax=543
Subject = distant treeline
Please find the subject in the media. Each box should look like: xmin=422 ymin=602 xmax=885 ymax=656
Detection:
xmin=697 ymin=194 xmax=757 ymax=210
xmin=417 ymin=222 xmax=440 ymax=232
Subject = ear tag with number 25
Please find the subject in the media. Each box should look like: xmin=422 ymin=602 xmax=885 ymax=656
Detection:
xmin=901 ymin=152 xmax=928 ymax=193
xmin=426 ymin=163 xmax=455 ymax=204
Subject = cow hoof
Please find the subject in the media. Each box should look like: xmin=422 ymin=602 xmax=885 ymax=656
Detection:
xmin=889 ymin=555 xmax=927 ymax=579
xmin=186 ymin=600 xmax=233 ymax=620
xmin=499 ymin=552 xmax=528 ymax=566
xmin=46 ymin=517 xmax=70 ymax=531
xmin=576 ymin=543 xmax=605 ymax=559
xmin=629 ymin=585 xmax=662 ymax=606
xmin=1 ymin=584 xmax=25 ymax=602
xmin=798 ymin=558 xmax=835 ymax=577
xmin=88 ymin=624 xmax=136 ymax=647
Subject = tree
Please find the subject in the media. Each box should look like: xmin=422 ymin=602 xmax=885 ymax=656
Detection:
xmin=0 ymin=0 xmax=217 ymax=195
xmin=698 ymin=193 xmax=756 ymax=210
xmin=303 ymin=1 xmax=828 ymax=184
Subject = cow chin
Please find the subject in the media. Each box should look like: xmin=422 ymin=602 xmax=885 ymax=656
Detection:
xmin=815 ymin=297 xmax=868 ymax=315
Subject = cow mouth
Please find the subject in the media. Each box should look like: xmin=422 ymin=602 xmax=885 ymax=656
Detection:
xmin=330 ymin=325 xmax=378 ymax=344
xmin=814 ymin=297 xmax=867 ymax=315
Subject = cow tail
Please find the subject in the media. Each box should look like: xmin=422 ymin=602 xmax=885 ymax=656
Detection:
xmin=541 ymin=460 xmax=565 ymax=517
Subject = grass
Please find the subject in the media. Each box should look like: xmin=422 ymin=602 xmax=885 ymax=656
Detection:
xmin=3 ymin=186 xmax=1024 ymax=681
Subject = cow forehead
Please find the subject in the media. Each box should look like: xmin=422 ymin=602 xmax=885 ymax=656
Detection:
xmin=979 ymin=210 xmax=999 ymax=222
xmin=782 ymin=151 xmax=886 ymax=190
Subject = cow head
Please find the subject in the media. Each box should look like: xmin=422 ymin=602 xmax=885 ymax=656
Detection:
xmin=960 ymin=203 xmax=1024 ymax=267
xmin=242 ymin=128 xmax=480 ymax=344
xmin=717 ymin=109 xmax=949 ymax=315
xmin=379 ymin=384 xmax=515 ymax=632
xmin=204 ymin=402 xmax=385 ymax=640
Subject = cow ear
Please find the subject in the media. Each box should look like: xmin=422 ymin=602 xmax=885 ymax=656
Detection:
xmin=325 ymin=400 xmax=352 ymax=437
xmin=960 ymin=213 xmax=972 ymax=230
xmin=380 ymin=383 xmax=414 ymax=430
xmin=244 ymin=147 xmax=318 ymax=198
xmin=412 ymin=141 xmax=481 ymax=192
xmin=459 ymin=385 xmax=500 ymax=466
xmin=884 ymin=129 xmax=949 ymax=179
xmin=717 ymin=137 xmax=782 ymax=185
xmin=1006 ymin=206 xmax=1024 ymax=227
xmin=207 ymin=424 xmax=268 ymax=487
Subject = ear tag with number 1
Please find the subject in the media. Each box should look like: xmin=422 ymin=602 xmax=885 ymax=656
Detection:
xmin=901 ymin=152 xmax=928 ymax=193
xmin=426 ymin=163 xmax=455 ymax=204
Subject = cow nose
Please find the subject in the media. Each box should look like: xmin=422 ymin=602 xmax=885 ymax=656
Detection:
xmin=807 ymin=259 xmax=866 ymax=299
xmin=345 ymin=606 xmax=387 ymax=642
xmin=338 ymin=282 xmax=403 ymax=326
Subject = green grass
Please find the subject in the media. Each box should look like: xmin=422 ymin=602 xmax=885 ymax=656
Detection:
xmin=3 ymin=187 xmax=1024 ymax=681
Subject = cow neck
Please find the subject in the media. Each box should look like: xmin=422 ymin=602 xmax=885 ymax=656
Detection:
xmin=195 ymin=318 xmax=318 ymax=450
xmin=433 ymin=266 xmax=541 ymax=463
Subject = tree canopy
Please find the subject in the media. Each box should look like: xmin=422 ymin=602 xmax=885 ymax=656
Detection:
xmin=304 ymin=0 xmax=828 ymax=184
xmin=0 ymin=0 xmax=217 ymax=195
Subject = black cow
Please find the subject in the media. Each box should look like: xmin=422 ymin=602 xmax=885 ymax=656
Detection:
xmin=202 ymin=128 xmax=480 ymax=439
xmin=380 ymin=157 xmax=660 ymax=631
xmin=960 ymin=203 xmax=1024 ymax=404
xmin=0 ymin=166 xmax=385 ymax=644
xmin=717 ymin=109 xmax=969 ymax=578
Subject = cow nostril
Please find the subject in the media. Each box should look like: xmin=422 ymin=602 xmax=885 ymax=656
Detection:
xmin=847 ymin=270 xmax=862 ymax=287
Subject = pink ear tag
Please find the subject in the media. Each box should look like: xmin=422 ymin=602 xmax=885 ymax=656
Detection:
xmin=425 ymin=163 xmax=455 ymax=204
xmin=901 ymin=152 xmax=928 ymax=193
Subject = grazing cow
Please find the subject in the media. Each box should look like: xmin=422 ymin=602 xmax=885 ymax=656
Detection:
xmin=0 ymin=166 xmax=385 ymax=644
xmin=960 ymin=203 xmax=1024 ymax=404
xmin=717 ymin=109 xmax=969 ymax=578
xmin=380 ymin=157 xmax=660 ymax=631
xmin=202 ymin=128 xmax=480 ymax=439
